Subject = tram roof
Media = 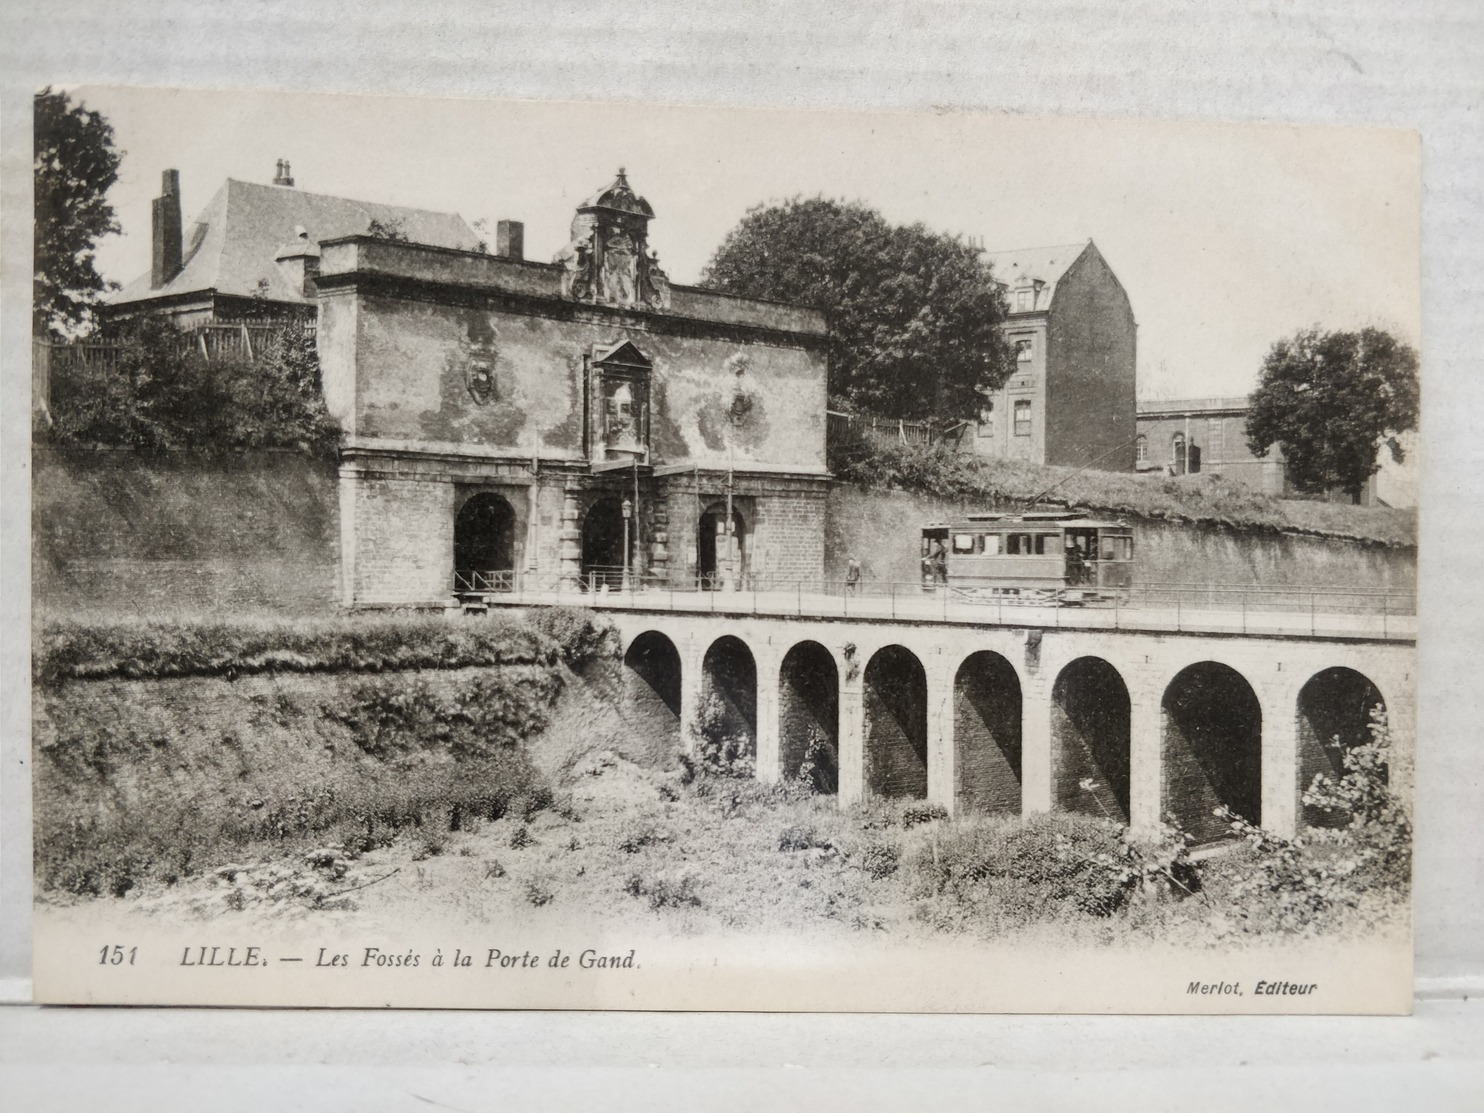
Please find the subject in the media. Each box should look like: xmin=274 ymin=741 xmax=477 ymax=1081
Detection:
xmin=924 ymin=513 xmax=1130 ymax=530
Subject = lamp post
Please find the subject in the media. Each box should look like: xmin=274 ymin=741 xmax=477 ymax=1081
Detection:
xmin=621 ymin=497 xmax=632 ymax=592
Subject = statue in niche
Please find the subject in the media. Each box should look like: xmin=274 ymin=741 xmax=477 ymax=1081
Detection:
xmin=555 ymin=212 xmax=597 ymax=301
xmin=605 ymin=380 xmax=640 ymax=449
xmin=603 ymin=231 xmax=639 ymax=305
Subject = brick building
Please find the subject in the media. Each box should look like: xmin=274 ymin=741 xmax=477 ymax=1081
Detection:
xmin=970 ymin=240 xmax=1137 ymax=470
xmin=1134 ymin=396 xmax=1288 ymax=493
xmin=313 ymin=170 xmax=831 ymax=606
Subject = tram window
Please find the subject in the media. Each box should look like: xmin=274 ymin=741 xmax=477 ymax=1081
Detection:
xmin=1006 ymin=533 xmax=1032 ymax=555
xmin=982 ymin=534 xmax=1001 ymax=556
xmin=1036 ymin=534 xmax=1059 ymax=555
xmin=952 ymin=533 xmax=977 ymax=554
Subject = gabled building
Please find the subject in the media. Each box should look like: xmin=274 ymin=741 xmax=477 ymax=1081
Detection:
xmin=102 ymin=162 xmax=484 ymax=328
xmin=970 ymin=240 xmax=1137 ymax=471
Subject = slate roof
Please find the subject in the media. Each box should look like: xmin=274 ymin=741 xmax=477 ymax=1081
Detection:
xmin=109 ymin=179 xmax=482 ymax=308
xmin=981 ymin=241 xmax=1092 ymax=313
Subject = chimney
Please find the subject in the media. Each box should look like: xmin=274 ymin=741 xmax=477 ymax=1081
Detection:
xmin=273 ymin=158 xmax=295 ymax=187
xmin=150 ymin=169 xmax=183 ymax=288
xmin=496 ymin=219 xmax=524 ymax=261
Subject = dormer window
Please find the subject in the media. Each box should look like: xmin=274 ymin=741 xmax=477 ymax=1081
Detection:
xmin=1015 ymin=288 xmax=1034 ymax=312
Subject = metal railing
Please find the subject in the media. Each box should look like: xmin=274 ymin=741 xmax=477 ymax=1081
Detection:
xmin=452 ymin=572 xmax=1416 ymax=641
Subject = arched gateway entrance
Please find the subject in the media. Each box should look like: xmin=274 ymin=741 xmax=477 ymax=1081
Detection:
xmin=454 ymin=493 xmax=517 ymax=591
xmin=581 ymin=497 xmax=630 ymax=590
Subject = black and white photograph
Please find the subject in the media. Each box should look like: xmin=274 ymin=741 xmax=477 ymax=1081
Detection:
xmin=27 ymin=85 xmax=1420 ymax=1013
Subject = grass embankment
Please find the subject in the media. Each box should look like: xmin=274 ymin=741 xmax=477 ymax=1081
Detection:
xmin=33 ymin=608 xmax=614 ymax=900
xmin=831 ymin=434 xmax=1416 ymax=546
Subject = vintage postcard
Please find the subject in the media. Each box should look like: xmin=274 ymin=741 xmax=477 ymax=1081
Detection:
xmin=29 ymin=87 xmax=1419 ymax=1012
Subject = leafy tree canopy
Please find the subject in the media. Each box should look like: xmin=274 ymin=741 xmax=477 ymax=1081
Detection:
xmin=1246 ymin=326 xmax=1419 ymax=499
xmin=700 ymin=197 xmax=1014 ymax=423
xmin=34 ymin=87 xmax=123 ymax=337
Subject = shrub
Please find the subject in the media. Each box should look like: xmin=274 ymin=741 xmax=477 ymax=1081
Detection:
xmin=509 ymin=824 xmax=534 ymax=850
xmin=1212 ymin=708 xmax=1409 ymax=936
xmin=778 ymin=823 xmax=831 ymax=852
xmin=50 ymin=314 xmax=339 ymax=455
xmin=908 ymin=813 xmax=1175 ymax=920
xmin=523 ymin=607 xmax=619 ymax=668
xmin=900 ymin=802 xmax=949 ymax=829
xmin=856 ymin=839 xmax=901 ymax=880
xmin=522 ymin=876 xmax=555 ymax=907
xmin=685 ymin=689 xmax=756 ymax=780
xmin=624 ymin=869 xmax=702 ymax=910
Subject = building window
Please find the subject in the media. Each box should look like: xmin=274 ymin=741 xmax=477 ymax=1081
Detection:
xmin=1013 ymin=399 xmax=1032 ymax=437
xmin=1015 ymin=289 xmax=1033 ymax=312
xmin=1172 ymin=432 xmax=1187 ymax=474
xmin=977 ymin=399 xmax=994 ymax=436
xmin=1135 ymin=434 xmax=1148 ymax=464
xmin=1015 ymin=338 xmax=1033 ymax=363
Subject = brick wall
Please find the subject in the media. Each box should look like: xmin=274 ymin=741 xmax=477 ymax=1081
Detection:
xmin=342 ymin=470 xmax=452 ymax=604
xmin=864 ymin=646 xmax=929 ymax=799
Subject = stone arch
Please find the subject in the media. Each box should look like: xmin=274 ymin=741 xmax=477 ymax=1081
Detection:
xmin=1297 ymin=666 xmax=1387 ymax=828
xmin=778 ymin=641 xmax=839 ymax=793
xmin=1051 ymin=656 xmax=1131 ymax=823
xmin=453 ymin=491 xmax=517 ymax=590
xmin=1162 ymin=661 xmax=1262 ymax=843
xmin=581 ymin=496 xmax=629 ymax=590
xmin=621 ymin=630 xmax=682 ymax=765
xmin=954 ymin=650 xmax=1022 ymax=814
xmin=864 ymin=644 xmax=928 ymax=800
xmin=698 ymin=635 xmax=757 ymax=767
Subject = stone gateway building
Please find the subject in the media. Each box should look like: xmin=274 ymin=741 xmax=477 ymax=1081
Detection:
xmin=315 ymin=171 xmax=831 ymax=607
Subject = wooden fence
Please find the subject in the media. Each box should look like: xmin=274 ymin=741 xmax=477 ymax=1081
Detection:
xmin=826 ymin=410 xmax=970 ymax=449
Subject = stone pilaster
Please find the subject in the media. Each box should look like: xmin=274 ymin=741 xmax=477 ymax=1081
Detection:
xmin=559 ymin=482 xmax=582 ymax=589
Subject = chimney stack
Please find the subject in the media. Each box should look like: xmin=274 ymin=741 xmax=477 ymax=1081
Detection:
xmin=496 ymin=219 xmax=524 ymax=261
xmin=150 ymin=169 xmax=183 ymax=289
xmin=273 ymin=159 xmax=295 ymax=187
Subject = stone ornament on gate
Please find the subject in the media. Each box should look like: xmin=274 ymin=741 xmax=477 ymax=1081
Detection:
xmin=556 ymin=169 xmax=672 ymax=311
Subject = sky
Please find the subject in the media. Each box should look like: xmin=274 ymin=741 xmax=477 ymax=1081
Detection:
xmin=73 ymin=85 xmax=1420 ymax=402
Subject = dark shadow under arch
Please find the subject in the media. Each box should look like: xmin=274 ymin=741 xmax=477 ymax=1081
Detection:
xmin=699 ymin=635 xmax=757 ymax=765
xmin=622 ymin=631 xmax=682 ymax=766
xmin=954 ymin=651 xmax=1022 ymax=815
xmin=1051 ymin=656 xmax=1131 ymax=823
xmin=1298 ymin=666 xmax=1386 ymax=828
xmin=864 ymin=645 xmax=928 ymax=800
xmin=1162 ymin=661 xmax=1262 ymax=843
xmin=779 ymin=641 xmax=839 ymax=793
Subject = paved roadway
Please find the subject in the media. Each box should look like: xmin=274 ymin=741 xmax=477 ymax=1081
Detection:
xmin=490 ymin=586 xmax=1417 ymax=642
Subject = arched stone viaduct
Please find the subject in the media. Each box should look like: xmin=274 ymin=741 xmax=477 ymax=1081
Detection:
xmin=601 ymin=609 xmax=1414 ymax=841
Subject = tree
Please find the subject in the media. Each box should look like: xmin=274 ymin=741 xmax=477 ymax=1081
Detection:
xmin=700 ymin=197 xmax=1014 ymax=423
xmin=34 ymin=87 xmax=123 ymax=337
xmin=1246 ymin=326 xmax=1419 ymax=500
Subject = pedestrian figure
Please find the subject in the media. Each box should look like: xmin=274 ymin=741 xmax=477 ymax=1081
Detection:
xmin=845 ymin=555 xmax=862 ymax=595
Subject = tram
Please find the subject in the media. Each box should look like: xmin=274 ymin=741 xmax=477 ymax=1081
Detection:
xmin=920 ymin=510 xmax=1135 ymax=605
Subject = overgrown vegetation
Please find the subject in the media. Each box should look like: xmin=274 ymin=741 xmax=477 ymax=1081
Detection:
xmin=33 ymin=608 xmax=618 ymax=898
xmin=48 ymin=314 xmax=340 ymax=454
xmin=830 ymin=426 xmax=1416 ymax=546
xmin=34 ymin=607 xmax=614 ymax=686
xmin=1206 ymin=707 xmax=1410 ymax=936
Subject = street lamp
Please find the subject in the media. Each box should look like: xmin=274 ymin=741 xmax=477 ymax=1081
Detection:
xmin=621 ymin=497 xmax=632 ymax=592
